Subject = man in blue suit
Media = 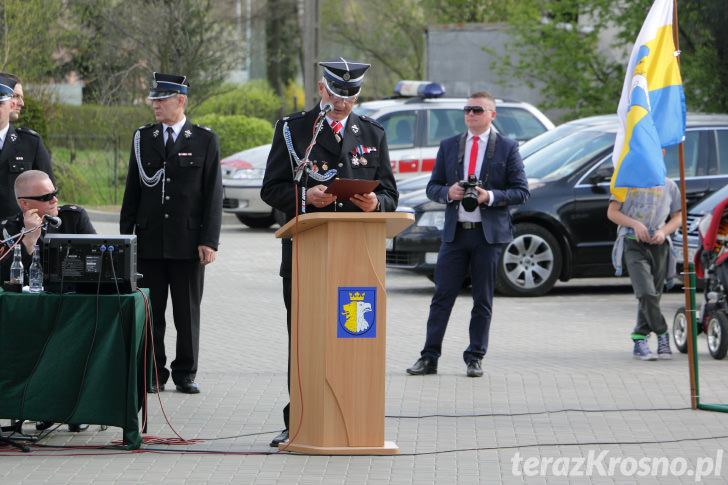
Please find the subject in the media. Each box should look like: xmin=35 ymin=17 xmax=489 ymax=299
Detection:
xmin=406 ymin=92 xmax=529 ymax=377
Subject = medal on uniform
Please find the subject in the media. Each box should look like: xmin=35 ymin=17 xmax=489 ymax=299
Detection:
xmin=322 ymin=162 xmax=328 ymax=170
xmin=351 ymin=154 xmax=360 ymax=167
xmin=184 ymin=129 xmax=192 ymax=139
xmin=351 ymin=124 xmax=359 ymax=135
xmin=153 ymin=129 xmax=159 ymax=138
xmin=9 ymin=133 xmax=16 ymax=142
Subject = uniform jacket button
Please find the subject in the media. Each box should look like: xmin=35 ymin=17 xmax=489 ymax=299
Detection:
xmin=164 ymin=213 xmax=169 ymax=219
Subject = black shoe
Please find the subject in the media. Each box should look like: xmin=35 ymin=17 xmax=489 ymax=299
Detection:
xmin=466 ymin=360 xmax=483 ymax=377
xmin=35 ymin=421 xmax=54 ymax=431
xmin=270 ymin=429 xmax=289 ymax=447
xmin=68 ymin=424 xmax=89 ymax=432
xmin=175 ymin=379 xmax=200 ymax=394
xmin=406 ymin=357 xmax=437 ymax=375
xmin=147 ymin=382 xmax=165 ymax=393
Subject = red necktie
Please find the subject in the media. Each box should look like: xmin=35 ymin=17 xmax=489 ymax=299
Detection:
xmin=467 ymin=136 xmax=480 ymax=176
xmin=331 ymin=121 xmax=342 ymax=142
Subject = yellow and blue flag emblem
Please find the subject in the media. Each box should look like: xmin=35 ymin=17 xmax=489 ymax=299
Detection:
xmin=611 ymin=0 xmax=686 ymax=202
xmin=338 ymin=287 xmax=376 ymax=338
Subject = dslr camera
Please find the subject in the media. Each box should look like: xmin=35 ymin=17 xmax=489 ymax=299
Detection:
xmin=458 ymin=174 xmax=482 ymax=212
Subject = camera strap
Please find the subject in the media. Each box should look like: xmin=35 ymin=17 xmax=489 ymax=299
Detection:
xmin=458 ymin=130 xmax=497 ymax=183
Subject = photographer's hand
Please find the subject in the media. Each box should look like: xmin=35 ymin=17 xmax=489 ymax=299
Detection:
xmin=448 ymin=182 xmax=465 ymax=201
xmin=475 ymin=186 xmax=490 ymax=205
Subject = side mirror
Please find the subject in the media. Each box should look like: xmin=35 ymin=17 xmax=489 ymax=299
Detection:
xmin=589 ymin=165 xmax=613 ymax=185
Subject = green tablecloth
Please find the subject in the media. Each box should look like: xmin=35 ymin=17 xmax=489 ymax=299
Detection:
xmin=0 ymin=288 xmax=150 ymax=449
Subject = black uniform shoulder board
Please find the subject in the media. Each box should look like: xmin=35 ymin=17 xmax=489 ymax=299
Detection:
xmin=359 ymin=115 xmax=384 ymax=130
xmin=281 ymin=111 xmax=307 ymax=122
xmin=193 ymin=124 xmax=214 ymax=133
xmin=15 ymin=126 xmax=40 ymax=137
xmin=59 ymin=204 xmax=82 ymax=213
xmin=137 ymin=123 xmax=156 ymax=131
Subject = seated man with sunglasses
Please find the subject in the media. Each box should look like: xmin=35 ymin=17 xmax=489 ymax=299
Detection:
xmin=0 ymin=170 xmax=95 ymax=433
xmin=1 ymin=170 xmax=95 ymax=263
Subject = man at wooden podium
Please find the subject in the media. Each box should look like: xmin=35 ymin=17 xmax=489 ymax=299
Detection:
xmin=261 ymin=58 xmax=398 ymax=447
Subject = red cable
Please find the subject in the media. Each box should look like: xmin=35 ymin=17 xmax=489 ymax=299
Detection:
xmin=132 ymin=289 xmax=201 ymax=446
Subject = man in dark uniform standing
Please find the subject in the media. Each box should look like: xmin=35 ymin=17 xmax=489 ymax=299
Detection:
xmin=260 ymin=58 xmax=398 ymax=447
xmin=0 ymin=75 xmax=54 ymax=219
xmin=120 ymin=72 xmax=223 ymax=395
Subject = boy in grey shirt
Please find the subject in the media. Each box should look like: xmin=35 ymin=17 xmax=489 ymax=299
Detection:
xmin=608 ymin=178 xmax=682 ymax=360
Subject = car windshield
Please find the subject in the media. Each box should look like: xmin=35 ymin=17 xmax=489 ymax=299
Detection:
xmin=523 ymin=130 xmax=615 ymax=180
xmin=353 ymin=106 xmax=375 ymax=117
xmin=519 ymin=119 xmax=613 ymax=159
xmin=491 ymin=107 xmax=549 ymax=142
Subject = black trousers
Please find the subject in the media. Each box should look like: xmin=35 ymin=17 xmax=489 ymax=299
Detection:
xmin=139 ymin=258 xmax=204 ymax=385
xmin=422 ymin=225 xmax=502 ymax=363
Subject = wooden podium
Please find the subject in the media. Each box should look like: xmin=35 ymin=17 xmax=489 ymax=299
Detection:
xmin=276 ymin=212 xmax=414 ymax=455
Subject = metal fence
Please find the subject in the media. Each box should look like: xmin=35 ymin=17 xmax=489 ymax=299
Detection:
xmin=47 ymin=134 xmax=127 ymax=206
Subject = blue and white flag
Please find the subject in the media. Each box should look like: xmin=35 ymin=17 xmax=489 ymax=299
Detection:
xmin=611 ymin=0 xmax=686 ymax=202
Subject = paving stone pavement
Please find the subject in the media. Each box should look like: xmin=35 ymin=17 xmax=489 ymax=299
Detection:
xmin=2 ymin=215 xmax=728 ymax=484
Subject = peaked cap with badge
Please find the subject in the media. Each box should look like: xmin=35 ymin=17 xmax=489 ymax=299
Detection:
xmin=148 ymin=72 xmax=189 ymax=100
xmin=0 ymin=75 xmax=17 ymax=102
xmin=320 ymin=58 xmax=370 ymax=99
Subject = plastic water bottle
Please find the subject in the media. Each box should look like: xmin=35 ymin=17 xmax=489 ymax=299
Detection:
xmin=9 ymin=245 xmax=24 ymax=286
xmin=29 ymin=245 xmax=43 ymax=293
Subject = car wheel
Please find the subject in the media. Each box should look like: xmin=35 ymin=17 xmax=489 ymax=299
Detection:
xmin=707 ymin=311 xmax=728 ymax=359
xmin=496 ymin=223 xmax=562 ymax=297
xmin=235 ymin=213 xmax=275 ymax=228
xmin=672 ymin=307 xmax=689 ymax=354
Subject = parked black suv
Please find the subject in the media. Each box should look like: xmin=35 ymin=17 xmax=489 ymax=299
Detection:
xmin=386 ymin=114 xmax=728 ymax=296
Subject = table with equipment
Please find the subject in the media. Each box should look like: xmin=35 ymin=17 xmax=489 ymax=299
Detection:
xmin=0 ymin=288 xmax=150 ymax=449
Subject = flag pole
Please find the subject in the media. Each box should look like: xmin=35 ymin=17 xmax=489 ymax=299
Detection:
xmin=672 ymin=0 xmax=698 ymax=410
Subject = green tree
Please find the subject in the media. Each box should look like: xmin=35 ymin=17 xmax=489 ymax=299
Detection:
xmin=0 ymin=1 xmax=75 ymax=82
xmin=321 ymin=0 xmax=426 ymax=97
xmin=265 ymin=0 xmax=300 ymax=110
xmin=420 ymin=0 xmax=511 ymax=23
xmin=491 ymin=0 xmax=728 ymax=120
xmin=67 ymin=0 xmax=241 ymax=106
xmin=488 ymin=0 xmax=623 ymax=121
xmin=612 ymin=0 xmax=728 ymax=113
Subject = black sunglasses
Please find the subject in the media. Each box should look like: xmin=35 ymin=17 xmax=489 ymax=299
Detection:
xmin=18 ymin=190 xmax=58 ymax=202
xmin=463 ymin=106 xmax=488 ymax=114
